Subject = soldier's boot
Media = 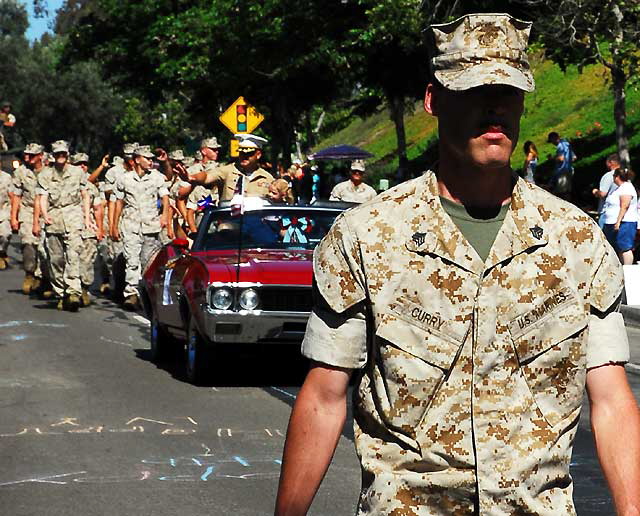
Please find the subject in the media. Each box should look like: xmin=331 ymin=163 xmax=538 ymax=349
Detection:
xmin=41 ymin=289 xmax=55 ymax=300
xmin=99 ymin=282 xmax=111 ymax=295
xmin=123 ymin=294 xmax=139 ymax=311
xmin=81 ymin=289 xmax=91 ymax=307
xmin=31 ymin=277 xmax=42 ymax=292
xmin=22 ymin=273 xmax=35 ymax=294
xmin=65 ymin=294 xmax=80 ymax=312
xmin=0 ymin=257 xmax=8 ymax=270
xmin=56 ymin=298 xmax=64 ymax=311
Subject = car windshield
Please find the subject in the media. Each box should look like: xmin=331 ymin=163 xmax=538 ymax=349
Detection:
xmin=197 ymin=209 xmax=341 ymax=251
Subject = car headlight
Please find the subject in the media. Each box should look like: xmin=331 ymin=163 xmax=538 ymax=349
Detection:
xmin=239 ymin=288 xmax=259 ymax=310
xmin=210 ymin=288 xmax=233 ymax=310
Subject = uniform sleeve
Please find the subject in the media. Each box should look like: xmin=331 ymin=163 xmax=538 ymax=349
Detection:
xmin=79 ymin=171 xmax=88 ymax=191
xmin=114 ymin=176 xmax=125 ymax=200
xmin=329 ymin=184 xmax=340 ymax=201
xmin=204 ymin=166 xmax=227 ymax=186
xmin=301 ymin=214 xmax=368 ymax=369
xmin=157 ymin=177 xmax=169 ymax=198
xmin=586 ymin=228 xmax=628 ymax=368
xmin=36 ymin=173 xmax=48 ymax=196
xmin=11 ymin=172 xmax=23 ymax=196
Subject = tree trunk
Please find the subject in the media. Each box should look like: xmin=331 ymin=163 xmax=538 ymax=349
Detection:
xmin=388 ymin=94 xmax=409 ymax=182
xmin=611 ymin=64 xmax=630 ymax=168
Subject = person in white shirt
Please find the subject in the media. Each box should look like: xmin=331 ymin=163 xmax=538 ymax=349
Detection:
xmin=592 ymin=153 xmax=621 ymax=229
xmin=602 ymin=167 xmax=638 ymax=264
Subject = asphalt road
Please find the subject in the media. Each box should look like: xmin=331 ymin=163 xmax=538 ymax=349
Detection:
xmin=1 ymin=241 xmax=638 ymax=516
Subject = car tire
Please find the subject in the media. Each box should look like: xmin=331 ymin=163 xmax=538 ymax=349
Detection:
xmin=185 ymin=318 xmax=210 ymax=385
xmin=150 ymin=313 xmax=173 ymax=362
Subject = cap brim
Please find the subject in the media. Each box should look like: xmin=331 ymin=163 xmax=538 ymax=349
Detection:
xmin=435 ymin=62 xmax=535 ymax=92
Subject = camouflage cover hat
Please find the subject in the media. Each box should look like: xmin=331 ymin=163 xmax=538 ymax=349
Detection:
xmin=123 ymin=142 xmax=138 ymax=156
xmin=168 ymin=149 xmax=185 ymax=161
xmin=112 ymin=156 xmax=124 ymax=166
xmin=51 ymin=140 xmax=70 ymax=154
xmin=195 ymin=150 xmax=203 ymax=161
xmin=182 ymin=156 xmax=195 ymax=167
xmin=351 ymin=159 xmax=366 ymax=172
xmin=133 ymin=145 xmax=155 ymax=158
xmin=24 ymin=143 xmax=44 ymax=155
xmin=428 ymin=13 xmax=535 ymax=92
xmin=71 ymin=152 xmax=89 ymax=164
xmin=200 ymin=137 xmax=221 ymax=149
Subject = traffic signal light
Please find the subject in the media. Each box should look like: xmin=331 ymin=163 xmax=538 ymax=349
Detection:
xmin=236 ymin=104 xmax=247 ymax=132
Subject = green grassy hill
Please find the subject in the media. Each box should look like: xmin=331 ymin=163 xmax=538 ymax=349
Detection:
xmin=314 ymin=52 xmax=640 ymax=206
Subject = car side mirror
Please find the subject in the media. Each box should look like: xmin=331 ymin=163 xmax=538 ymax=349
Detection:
xmin=172 ymin=238 xmax=189 ymax=251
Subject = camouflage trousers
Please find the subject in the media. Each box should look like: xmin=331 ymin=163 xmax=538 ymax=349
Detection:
xmin=45 ymin=231 xmax=82 ymax=297
xmin=0 ymin=219 xmax=10 ymax=256
xmin=79 ymin=236 xmax=98 ymax=288
xmin=122 ymin=230 xmax=160 ymax=298
xmin=17 ymin=212 xmax=46 ymax=277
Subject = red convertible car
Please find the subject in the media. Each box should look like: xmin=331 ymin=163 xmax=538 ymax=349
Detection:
xmin=141 ymin=199 xmax=348 ymax=383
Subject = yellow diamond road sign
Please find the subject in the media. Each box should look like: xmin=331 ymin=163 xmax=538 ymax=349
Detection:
xmin=219 ymin=96 xmax=264 ymax=134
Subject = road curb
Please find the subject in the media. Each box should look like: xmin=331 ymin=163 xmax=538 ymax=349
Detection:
xmin=621 ymin=305 xmax=640 ymax=375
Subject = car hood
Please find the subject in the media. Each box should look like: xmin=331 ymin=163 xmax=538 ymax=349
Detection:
xmin=195 ymin=249 xmax=313 ymax=286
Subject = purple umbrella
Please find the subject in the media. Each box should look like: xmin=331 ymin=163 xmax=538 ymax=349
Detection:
xmin=308 ymin=144 xmax=374 ymax=161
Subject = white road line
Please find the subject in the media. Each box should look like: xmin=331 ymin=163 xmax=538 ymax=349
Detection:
xmin=270 ymin=386 xmax=297 ymax=400
xmin=132 ymin=315 xmax=150 ymax=326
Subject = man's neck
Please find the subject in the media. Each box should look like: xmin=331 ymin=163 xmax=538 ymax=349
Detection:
xmin=437 ymin=159 xmax=513 ymax=208
xmin=54 ymin=163 xmax=65 ymax=173
xmin=135 ymin=165 xmax=147 ymax=177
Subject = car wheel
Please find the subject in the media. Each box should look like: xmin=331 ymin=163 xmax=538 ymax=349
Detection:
xmin=185 ymin=318 xmax=210 ymax=385
xmin=150 ymin=313 xmax=173 ymax=362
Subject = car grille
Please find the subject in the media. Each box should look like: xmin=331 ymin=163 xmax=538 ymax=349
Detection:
xmin=259 ymin=286 xmax=313 ymax=312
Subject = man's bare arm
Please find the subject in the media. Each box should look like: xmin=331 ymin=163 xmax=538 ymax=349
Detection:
xmin=275 ymin=362 xmax=352 ymax=516
xmin=587 ymin=364 xmax=640 ymax=515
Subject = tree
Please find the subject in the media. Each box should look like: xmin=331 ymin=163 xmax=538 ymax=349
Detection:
xmin=528 ymin=0 xmax=639 ymax=167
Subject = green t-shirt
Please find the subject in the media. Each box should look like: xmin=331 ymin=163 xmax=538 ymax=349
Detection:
xmin=440 ymin=196 xmax=510 ymax=262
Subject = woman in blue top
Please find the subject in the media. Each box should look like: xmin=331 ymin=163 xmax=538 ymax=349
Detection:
xmin=522 ymin=140 xmax=538 ymax=184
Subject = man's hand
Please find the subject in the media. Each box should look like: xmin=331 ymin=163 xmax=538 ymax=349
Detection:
xmin=110 ymin=227 xmax=120 ymax=241
xmin=615 ymin=222 xmax=621 ymax=231
xmin=32 ymin=222 xmax=41 ymax=237
xmin=101 ymin=154 xmax=110 ymax=168
xmin=155 ymin=148 xmax=168 ymax=162
xmin=85 ymin=217 xmax=97 ymax=232
xmin=10 ymin=218 xmax=19 ymax=232
xmin=174 ymin=162 xmax=189 ymax=181
xmin=43 ymin=214 xmax=52 ymax=225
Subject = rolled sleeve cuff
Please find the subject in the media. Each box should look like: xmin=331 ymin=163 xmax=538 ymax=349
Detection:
xmin=586 ymin=312 xmax=630 ymax=369
xmin=115 ymin=190 xmax=125 ymax=200
xmin=301 ymin=309 xmax=367 ymax=369
xmin=186 ymin=202 xmax=197 ymax=210
xmin=35 ymin=187 xmax=47 ymax=196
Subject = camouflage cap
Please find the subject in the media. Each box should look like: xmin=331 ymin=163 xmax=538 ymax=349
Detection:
xmin=351 ymin=159 xmax=366 ymax=172
xmin=51 ymin=140 xmax=70 ymax=154
xmin=428 ymin=13 xmax=535 ymax=92
xmin=123 ymin=142 xmax=138 ymax=156
xmin=112 ymin=156 xmax=124 ymax=166
xmin=201 ymin=137 xmax=221 ymax=149
xmin=71 ymin=152 xmax=89 ymax=164
xmin=42 ymin=152 xmax=52 ymax=163
xmin=168 ymin=149 xmax=185 ymax=161
xmin=133 ymin=145 xmax=155 ymax=159
xmin=195 ymin=150 xmax=203 ymax=161
xmin=24 ymin=143 xmax=44 ymax=155
xmin=182 ymin=156 xmax=195 ymax=167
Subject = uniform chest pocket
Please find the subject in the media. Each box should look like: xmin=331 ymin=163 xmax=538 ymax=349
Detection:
xmin=374 ymin=314 xmax=465 ymax=438
xmin=508 ymin=291 xmax=588 ymax=427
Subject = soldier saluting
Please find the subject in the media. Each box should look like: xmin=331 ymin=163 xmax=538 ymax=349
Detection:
xmin=276 ymin=13 xmax=639 ymax=515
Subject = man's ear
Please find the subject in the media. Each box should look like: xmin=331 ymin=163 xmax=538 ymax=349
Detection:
xmin=424 ymin=83 xmax=438 ymax=116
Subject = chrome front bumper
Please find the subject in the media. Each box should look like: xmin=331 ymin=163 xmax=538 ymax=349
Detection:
xmin=202 ymin=308 xmax=310 ymax=344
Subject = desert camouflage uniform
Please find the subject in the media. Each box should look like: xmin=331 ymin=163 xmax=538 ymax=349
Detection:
xmin=103 ymin=162 xmax=128 ymax=260
xmin=12 ymin=164 xmax=45 ymax=276
xmin=78 ymin=180 xmax=103 ymax=289
xmin=0 ymin=170 xmax=12 ymax=257
xmin=115 ymin=169 xmax=169 ymax=298
xmin=36 ymin=164 xmax=88 ymax=297
xmin=303 ymin=171 xmax=628 ymax=515
xmin=205 ymin=163 xmax=274 ymax=202
xmin=329 ymin=180 xmax=377 ymax=203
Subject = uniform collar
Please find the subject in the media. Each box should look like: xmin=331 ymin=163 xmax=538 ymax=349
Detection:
xmin=406 ymin=170 xmax=547 ymax=275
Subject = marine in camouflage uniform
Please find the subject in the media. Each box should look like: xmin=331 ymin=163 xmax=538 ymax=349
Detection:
xmin=276 ymin=13 xmax=639 ymax=516
xmin=0 ymin=167 xmax=12 ymax=269
xmin=112 ymin=145 xmax=169 ymax=309
xmin=34 ymin=140 xmax=91 ymax=311
xmin=329 ymin=160 xmax=377 ymax=204
xmin=72 ymin=153 xmax=105 ymax=306
xmin=10 ymin=143 xmax=47 ymax=293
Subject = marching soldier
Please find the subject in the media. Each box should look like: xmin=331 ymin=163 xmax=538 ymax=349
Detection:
xmin=10 ymin=143 xmax=46 ymax=293
xmin=111 ymin=145 xmax=170 ymax=310
xmin=71 ymin=153 xmax=105 ymax=306
xmin=33 ymin=140 xmax=92 ymax=311
xmin=0 ymin=164 xmax=12 ymax=270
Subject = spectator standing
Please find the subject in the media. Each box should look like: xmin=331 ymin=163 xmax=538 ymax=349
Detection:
xmin=329 ymin=160 xmax=377 ymax=203
xmin=522 ymin=140 xmax=538 ymax=184
xmin=547 ymin=131 xmax=576 ymax=200
xmin=602 ymin=167 xmax=638 ymax=265
xmin=592 ymin=153 xmax=621 ymax=228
